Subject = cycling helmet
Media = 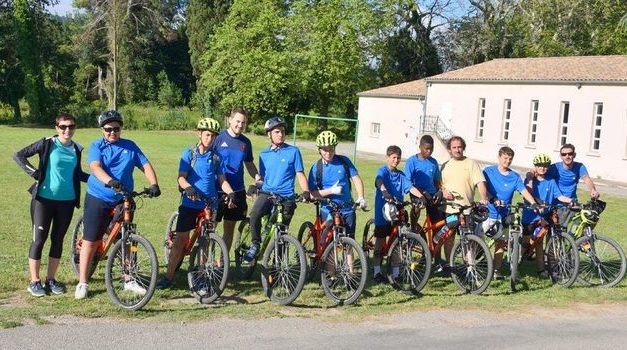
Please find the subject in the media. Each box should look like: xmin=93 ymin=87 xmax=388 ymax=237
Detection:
xmin=382 ymin=202 xmax=399 ymax=222
xmin=471 ymin=204 xmax=489 ymax=223
xmin=264 ymin=117 xmax=286 ymax=132
xmin=98 ymin=110 xmax=123 ymax=127
xmin=533 ymin=153 xmax=552 ymax=166
xmin=316 ymin=130 xmax=338 ymax=147
xmin=484 ymin=221 xmax=503 ymax=239
xmin=197 ymin=117 xmax=221 ymax=134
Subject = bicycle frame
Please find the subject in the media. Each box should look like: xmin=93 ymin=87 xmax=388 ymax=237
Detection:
xmin=305 ymin=201 xmax=352 ymax=262
xmin=183 ymin=199 xmax=218 ymax=256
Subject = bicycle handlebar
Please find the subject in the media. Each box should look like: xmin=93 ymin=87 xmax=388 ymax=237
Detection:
xmin=309 ymin=197 xmax=370 ymax=212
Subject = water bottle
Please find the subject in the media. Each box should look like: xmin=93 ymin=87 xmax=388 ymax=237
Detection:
xmin=433 ymin=215 xmax=458 ymax=244
xmin=532 ymin=226 xmax=542 ymax=240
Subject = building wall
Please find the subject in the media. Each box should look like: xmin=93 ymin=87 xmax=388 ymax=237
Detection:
xmin=356 ymin=96 xmax=423 ymax=158
xmin=425 ymin=82 xmax=627 ymax=183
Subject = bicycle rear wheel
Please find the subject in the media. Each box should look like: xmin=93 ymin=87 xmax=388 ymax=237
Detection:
xmin=450 ymin=234 xmax=493 ymax=295
xmin=386 ymin=232 xmax=432 ymax=295
xmin=234 ymin=218 xmax=257 ymax=279
xmin=544 ymin=230 xmax=579 ymax=288
xmin=320 ymin=237 xmax=368 ymax=305
xmin=508 ymin=229 xmax=521 ymax=292
xmin=69 ymin=215 xmax=101 ymax=279
xmin=361 ymin=218 xmax=376 ymax=259
xmin=261 ymin=234 xmax=307 ymax=305
xmin=187 ymin=232 xmax=229 ymax=304
xmin=104 ymin=234 xmax=158 ymax=311
xmin=163 ymin=211 xmax=178 ymax=265
xmin=297 ymin=221 xmax=318 ymax=282
xmin=576 ymin=232 xmax=626 ymax=288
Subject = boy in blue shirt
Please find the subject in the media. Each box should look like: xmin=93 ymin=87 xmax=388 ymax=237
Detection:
xmin=373 ymin=145 xmax=425 ymax=284
xmin=476 ymin=146 xmax=536 ymax=280
xmin=308 ymin=130 xmax=367 ymax=240
xmin=243 ymin=117 xmax=311 ymax=261
xmin=523 ymin=153 xmax=572 ymax=276
xmin=156 ymin=118 xmax=236 ymax=290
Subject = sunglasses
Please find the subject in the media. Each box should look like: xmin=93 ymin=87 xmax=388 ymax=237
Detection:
xmin=560 ymin=152 xmax=574 ymax=157
xmin=103 ymin=126 xmax=121 ymax=133
xmin=57 ymin=124 xmax=76 ymax=131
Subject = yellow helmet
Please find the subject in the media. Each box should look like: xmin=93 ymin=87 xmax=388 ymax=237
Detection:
xmin=316 ymin=130 xmax=338 ymax=147
xmin=533 ymin=153 xmax=552 ymax=165
xmin=197 ymin=118 xmax=220 ymax=133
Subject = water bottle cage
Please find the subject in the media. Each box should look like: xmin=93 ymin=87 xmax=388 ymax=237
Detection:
xmin=275 ymin=223 xmax=288 ymax=235
xmin=334 ymin=225 xmax=346 ymax=237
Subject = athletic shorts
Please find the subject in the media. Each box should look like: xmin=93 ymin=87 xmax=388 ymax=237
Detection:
xmin=175 ymin=205 xmax=203 ymax=232
xmin=83 ymin=193 xmax=116 ymax=242
xmin=216 ymin=190 xmax=248 ymax=222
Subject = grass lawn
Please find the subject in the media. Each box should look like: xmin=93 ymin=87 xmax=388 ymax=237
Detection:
xmin=1 ymin=125 xmax=626 ymax=327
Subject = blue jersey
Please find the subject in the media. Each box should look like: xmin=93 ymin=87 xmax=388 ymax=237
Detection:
xmin=374 ymin=165 xmax=412 ymax=226
xmin=308 ymin=155 xmax=358 ymax=219
xmin=213 ymin=130 xmax=253 ymax=192
xmin=259 ymin=143 xmax=304 ymax=197
xmin=403 ymin=154 xmax=440 ymax=195
xmin=483 ymin=165 xmax=525 ymax=220
xmin=87 ymin=138 xmax=149 ymax=205
xmin=179 ymin=147 xmax=223 ymax=210
xmin=547 ymin=161 xmax=588 ymax=199
xmin=522 ymin=178 xmax=563 ymax=224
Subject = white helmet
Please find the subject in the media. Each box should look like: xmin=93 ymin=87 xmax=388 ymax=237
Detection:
xmin=382 ymin=202 xmax=398 ymax=222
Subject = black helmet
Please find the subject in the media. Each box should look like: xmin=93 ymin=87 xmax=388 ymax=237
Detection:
xmin=98 ymin=110 xmax=123 ymax=127
xmin=264 ymin=117 xmax=286 ymax=132
xmin=471 ymin=204 xmax=489 ymax=223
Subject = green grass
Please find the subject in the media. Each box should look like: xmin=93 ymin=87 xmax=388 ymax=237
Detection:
xmin=1 ymin=125 xmax=626 ymax=326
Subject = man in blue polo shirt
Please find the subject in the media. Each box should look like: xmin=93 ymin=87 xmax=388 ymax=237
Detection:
xmin=308 ymin=130 xmax=367 ymax=240
xmin=547 ymin=143 xmax=599 ymax=200
xmin=156 ymin=117 xmax=236 ymax=290
xmin=243 ymin=117 xmax=311 ymax=261
xmin=75 ymin=110 xmax=161 ymax=300
xmin=213 ymin=108 xmax=261 ymax=252
xmin=476 ymin=146 xmax=536 ymax=280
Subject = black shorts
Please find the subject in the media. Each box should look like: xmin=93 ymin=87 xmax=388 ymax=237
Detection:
xmin=83 ymin=193 xmax=116 ymax=242
xmin=216 ymin=190 xmax=248 ymax=222
xmin=374 ymin=224 xmax=393 ymax=238
xmin=175 ymin=205 xmax=203 ymax=232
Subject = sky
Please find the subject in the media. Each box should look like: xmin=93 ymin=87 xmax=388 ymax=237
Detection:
xmin=47 ymin=0 xmax=75 ymax=16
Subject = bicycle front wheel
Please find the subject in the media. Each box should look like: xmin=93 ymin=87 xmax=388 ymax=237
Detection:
xmin=576 ymin=232 xmax=626 ymax=288
xmin=261 ymin=234 xmax=307 ymax=306
xmin=361 ymin=218 xmax=376 ymax=259
xmin=508 ymin=229 xmax=521 ymax=292
xmin=544 ymin=231 xmax=579 ymax=287
xmin=320 ymin=237 xmax=368 ymax=305
xmin=450 ymin=234 xmax=493 ymax=295
xmin=187 ymin=232 xmax=230 ymax=304
xmin=387 ymin=232 xmax=432 ymax=295
xmin=69 ymin=215 xmax=101 ymax=279
xmin=297 ymin=221 xmax=318 ymax=282
xmin=104 ymin=234 xmax=158 ymax=311
xmin=234 ymin=218 xmax=257 ymax=279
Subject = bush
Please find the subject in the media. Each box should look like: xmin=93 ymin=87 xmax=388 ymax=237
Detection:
xmin=119 ymin=105 xmax=200 ymax=130
xmin=157 ymin=71 xmax=184 ymax=108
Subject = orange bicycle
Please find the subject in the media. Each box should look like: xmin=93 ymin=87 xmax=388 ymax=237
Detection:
xmin=298 ymin=198 xmax=368 ymax=305
xmin=70 ymin=189 xmax=158 ymax=310
xmin=363 ymin=199 xmax=494 ymax=294
xmin=361 ymin=197 xmax=431 ymax=294
xmin=163 ymin=196 xmax=229 ymax=304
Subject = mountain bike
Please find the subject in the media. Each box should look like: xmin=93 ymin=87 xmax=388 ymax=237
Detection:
xmin=297 ymin=198 xmax=368 ymax=305
xmin=163 ymin=196 xmax=230 ymax=303
xmin=360 ymin=197 xmax=431 ymax=295
xmin=567 ymin=199 xmax=626 ymax=287
xmin=69 ymin=189 xmax=158 ymax=310
xmin=521 ymin=204 xmax=580 ymax=288
xmin=363 ymin=199 xmax=493 ymax=295
xmin=233 ymin=189 xmax=307 ymax=305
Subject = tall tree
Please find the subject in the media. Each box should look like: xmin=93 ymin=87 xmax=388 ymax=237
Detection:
xmin=0 ymin=2 xmax=25 ymax=122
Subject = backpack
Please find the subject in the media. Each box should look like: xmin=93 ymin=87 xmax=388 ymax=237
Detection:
xmin=315 ymin=156 xmax=352 ymax=192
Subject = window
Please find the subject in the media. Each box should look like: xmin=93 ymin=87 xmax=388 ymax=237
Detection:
xmin=590 ymin=103 xmax=603 ymax=151
xmin=557 ymin=101 xmax=570 ymax=146
xmin=370 ymin=122 xmax=380 ymax=137
xmin=528 ymin=100 xmax=539 ymax=145
xmin=476 ymin=98 xmax=486 ymax=140
xmin=500 ymin=99 xmax=512 ymax=142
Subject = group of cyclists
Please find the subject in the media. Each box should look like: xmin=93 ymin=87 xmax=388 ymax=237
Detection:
xmin=14 ymin=108 xmax=603 ymax=301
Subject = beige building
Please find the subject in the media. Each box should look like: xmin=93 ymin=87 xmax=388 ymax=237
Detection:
xmin=357 ymin=55 xmax=627 ymax=183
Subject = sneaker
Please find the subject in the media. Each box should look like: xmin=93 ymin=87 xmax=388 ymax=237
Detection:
xmin=27 ymin=281 xmax=45 ymax=297
xmin=196 ymin=280 xmax=209 ymax=297
xmin=155 ymin=276 xmax=173 ymax=290
xmin=45 ymin=279 xmax=66 ymax=295
xmin=74 ymin=283 xmax=89 ymax=299
xmin=493 ymin=270 xmax=505 ymax=280
xmin=243 ymin=244 xmax=259 ymax=263
xmin=388 ymin=275 xmax=402 ymax=290
xmin=373 ymin=273 xmax=388 ymax=284
xmin=123 ymin=280 xmax=147 ymax=295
